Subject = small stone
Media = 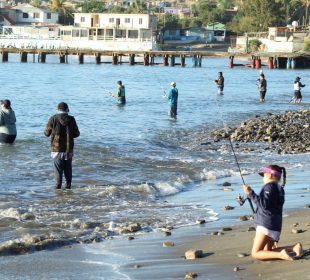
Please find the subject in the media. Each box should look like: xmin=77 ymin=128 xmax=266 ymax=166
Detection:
xmin=223 ymin=205 xmax=235 ymax=211
xmin=247 ymin=227 xmax=256 ymax=232
xmin=128 ymin=236 xmax=135 ymax=240
xmin=233 ymin=267 xmax=240 ymax=272
xmin=163 ymin=241 xmax=174 ymax=247
xmin=134 ymin=264 xmax=141 ymax=269
xmin=305 ymin=204 xmax=310 ymax=208
xmin=163 ymin=231 xmax=171 ymax=237
xmin=306 ymin=188 xmax=310 ymax=191
xmin=222 ymin=182 xmax=231 ymax=187
xmin=293 ymin=223 xmax=299 ymax=227
xmin=217 ymin=231 xmax=224 ymax=235
xmin=21 ymin=212 xmax=36 ymax=220
xmin=210 ymin=231 xmax=218 ymax=235
xmin=239 ymin=216 xmax=248 ymax=221
xmin=237 ymin=253 xmax=248 ymax=258
xmin=184 ymin=272 xmax=198 ymax=279
xmin=196 ymin=219 xmax=206 ymax=224
xmin=222 ymin=227 xmax=232 ymax=231
xmin=185 ymin=249 xmax=203 ymax=260
xmin=223 ymin=187 xmax=233 ymax=191
xmin=291 ymin=228 xmax=303 ymax=234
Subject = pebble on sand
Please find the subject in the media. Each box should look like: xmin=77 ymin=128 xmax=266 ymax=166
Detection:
xmin=184 ymin=272 xmax=198 ymax=279
xmin=196 ymin=219 xmax=206 ymax=224
xmin=222 ymin=227 xmax=232 ymax=231
xmin=163 ymin=241 xmax=174 ymax=247
xmin=128 ymin=236 xmax=135 ymax=240
xmin=237 ymin=253 xmax=248 ymax=258
xmin=247 ymin=227 xmax=256 ymax=232
xmin=163 ymin=231 xmax=172 ymax=236
xmin=233 ymin=267 xmax=240 ymax=272
xmin=185 ymin=249 xmax=203 ymax=260
xmin=291 ymin=228 xmax=303 ymax=234
xmin=223 ymin=205 xmax=235 ymax=211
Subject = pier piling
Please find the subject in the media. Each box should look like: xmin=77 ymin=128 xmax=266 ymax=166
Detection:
xmin=95 ymin=53 xmax=101 ymax=64
xmin=20 ymin=52 xmax=27 ymax=63
xmin=112 ymin=54 xmax=118 ymax=65
xmin=268 ymin=57 xmax=274 ymax=69
xmin=129 ymin=54 xmax=135 ymax=65
xmin=180 ymin=55 xmax=186 ymax=67
xmin=144 ymin=53 xmax=149 ymax=66
xmin=59 ymin=53 xmax=66 ymax=64
xmin=78 ymin=53 xmax=84 ymax=64
xmin=39 ymin=52 xmax=46 ymax=63
xmin=163 ymin=54 xmax=169 ymax=66
xmin=197 ymin=55 xmax=202 ymax=67
xmin=169 ymin=55 xmax=175 ymax=67
xmin=1 ymin=52 xmax=8 ymax=62
xmin=255 ymin=57 xmax=261 ymax=69
xmin=150 ymin=54 xmax=155 ymax=65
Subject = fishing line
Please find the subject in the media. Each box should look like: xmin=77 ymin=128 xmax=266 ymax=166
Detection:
xmin=213 ymin=89 xmax=255 ymax=213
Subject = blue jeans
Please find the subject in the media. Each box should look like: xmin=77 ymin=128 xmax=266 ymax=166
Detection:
xmin=53 ymin=158 xmax=72 ymax=189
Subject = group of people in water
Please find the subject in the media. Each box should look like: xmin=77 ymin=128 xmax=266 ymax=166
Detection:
xmin=0 ymin=73 xmax=305 ymax=261
xmin=214 ymin=71 xmax=306 ymax=103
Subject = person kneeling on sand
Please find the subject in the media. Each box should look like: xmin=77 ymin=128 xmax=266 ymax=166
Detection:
xmin=243 ymin=165 xmax=303 ymax=260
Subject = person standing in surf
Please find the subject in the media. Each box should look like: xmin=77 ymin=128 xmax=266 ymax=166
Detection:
xmin=0 ymin=99 xmax=17 ymax=144
xmin=166 ymin=82 xmax=178 ymax=119
xmin=257 ymin=73 xmax=267 ymax=102
xmin=214 ymin=72 xmax=224 ymax=95
xmin=116 ymin=80 xmax=126 ymax=105
xmin=293 ymin=77 xmax=305 ymax=103
xmin=243 ymin=165 xmax=303 ymax=261
xmin=44 ymin=102 xmax=80 ymax=190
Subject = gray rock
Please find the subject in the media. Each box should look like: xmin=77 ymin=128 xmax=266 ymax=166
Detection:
xmin=237 ymin=253 xmax=248 ymax=258
xmin=185 ymin=249 xmax=203 ymax=259
xmin=223 ymin=205 xmax=234 ymax=211
xmin=291 ymin=228 xmax=303 ymax=234
xmin=163 ymin=231 xmax=172 ymax=237
xmin=196 ymin=219 xmax=206 ymax=224
xmin=222 ymin=227 xmax=232 ymax=231
xmin=247 ymin=227 xmax=256 ymax=232
xmin=222 ymin=182 xmax=231 ymax=187
xmin=21 ymin=212 xmax=36 ymax=220
xmin=128 ymin=236 xmax=135 ymax=240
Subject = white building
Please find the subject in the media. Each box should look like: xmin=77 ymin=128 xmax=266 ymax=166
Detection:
xmin=11 ymin=3 xmax=59 ymax=25
xmin=58 ymin=13 xmax=158 ymax=50
xmin=0 ymin=12 xmax=158 ymax=51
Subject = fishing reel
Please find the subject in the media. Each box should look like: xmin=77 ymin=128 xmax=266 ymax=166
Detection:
xmin=236 ymin=193 xmax=247 ymax=206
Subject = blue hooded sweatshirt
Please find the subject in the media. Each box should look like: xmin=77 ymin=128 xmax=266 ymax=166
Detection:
xmin=248 ymin=182 xmax=284 ymax=232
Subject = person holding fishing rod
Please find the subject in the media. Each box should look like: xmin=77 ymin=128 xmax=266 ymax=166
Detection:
xmin=256 ymin=73 xmax=267 ymax=102
xmin=243 ymin=165 xmax=303 ymax=261
xmin=292 ymin=77 xmax=305 ymax=104
xmin=163 ymin=82 xmax=178 ymax=119
xmin=112 ymin=80 xmax=126 ymax=105
xmin=214 ymin=72 xmax=224 ymax=95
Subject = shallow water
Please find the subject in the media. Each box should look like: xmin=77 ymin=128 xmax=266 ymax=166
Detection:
xmin=0 ymin=55 xmax=309 ymax=255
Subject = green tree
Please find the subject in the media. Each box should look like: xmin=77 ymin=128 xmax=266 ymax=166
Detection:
xmin=230 ymin=0 xmax=282 ymax=32
xmin=78 ymin=0 xmax=106 ymax=13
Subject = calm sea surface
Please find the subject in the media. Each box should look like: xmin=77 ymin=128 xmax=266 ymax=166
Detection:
xmin=0 ymin=55 xmax=309 ymax=253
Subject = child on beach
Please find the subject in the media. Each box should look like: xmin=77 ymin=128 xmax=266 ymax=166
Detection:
xmin=243 ymin=165 xmax=303 ymax=261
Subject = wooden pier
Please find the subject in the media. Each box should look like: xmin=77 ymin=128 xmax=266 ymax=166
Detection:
xmin=0 ymin=47 xmax=310 ymax=69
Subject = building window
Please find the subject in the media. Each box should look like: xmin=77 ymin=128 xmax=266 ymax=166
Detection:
xmin=22 ymin=13 xmax=28 ymax=18
xmin=33 ymin=13 xmax=40 ymax=19
xmin=81 ymin=17 xmax=85 ymax=22
xmin=125 ymin=18 xmax=130 ymax=23
xmin=109 ymin=18 xmax=114 ymax=23
xmin=139 ymin=18 xmax=143 ymax=24
xmin=46 ymin=13 xmax=51 ymax=19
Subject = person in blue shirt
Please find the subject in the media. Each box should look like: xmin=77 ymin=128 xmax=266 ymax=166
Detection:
xmin=166 ymin=82 xmax=178 ymax=119
xmin=243 ymin=165 xmax=303 ymax=261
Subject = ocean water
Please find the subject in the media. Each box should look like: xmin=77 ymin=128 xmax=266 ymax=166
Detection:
xmin=0 ymin=55 xmax=309 ymax=256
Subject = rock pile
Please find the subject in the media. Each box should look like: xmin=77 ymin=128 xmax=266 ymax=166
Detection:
xmin=211 ymin=110 xmax=310 ymax=154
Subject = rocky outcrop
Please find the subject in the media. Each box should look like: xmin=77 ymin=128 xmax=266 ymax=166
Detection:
xmin=211 ymin=110 xmax=310 ymax=154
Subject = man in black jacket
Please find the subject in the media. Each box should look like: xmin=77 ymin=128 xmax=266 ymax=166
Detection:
xmin=44 ymin=102 xmax=80 ymax=189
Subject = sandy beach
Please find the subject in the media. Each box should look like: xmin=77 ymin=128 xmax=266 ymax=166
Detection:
xmin=118 ymin=209 xmax=310 ymax=279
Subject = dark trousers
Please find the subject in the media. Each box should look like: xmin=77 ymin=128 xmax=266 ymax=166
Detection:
xmin=53 ymin=158 xmax=72 ymax=189
xmin=0 ymin=133 xmax=16 ymax=144
xmin=170 ymin=104 xmax=177 ymax=119
xmin=260 ymin=91 xmax=266 ymax=101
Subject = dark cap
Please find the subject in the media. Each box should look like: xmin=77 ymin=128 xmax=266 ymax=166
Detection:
xmin=1 ymin=99 xmax=11 ymax=109
xmin=57 ymin=102 xmax=69 ymax=111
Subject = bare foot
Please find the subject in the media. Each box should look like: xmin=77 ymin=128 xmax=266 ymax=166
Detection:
xmin=280 ymin=249 xmax=294 ymax=261
xmin=293 ymin=243 xmax=303 ymax=257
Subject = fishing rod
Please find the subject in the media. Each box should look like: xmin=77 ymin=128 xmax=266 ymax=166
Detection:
xmin=213 ymin=92 xmax=255 ymax=214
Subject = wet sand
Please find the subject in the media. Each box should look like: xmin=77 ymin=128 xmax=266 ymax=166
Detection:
xmin=120 ymin=209 xmax=310 ymax=279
